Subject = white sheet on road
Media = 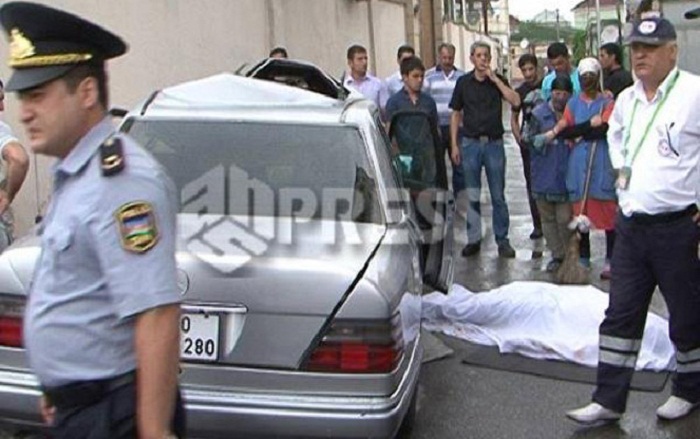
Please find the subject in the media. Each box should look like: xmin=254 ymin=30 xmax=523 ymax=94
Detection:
xmin=422 ymin=282 xmax=675 ymax=372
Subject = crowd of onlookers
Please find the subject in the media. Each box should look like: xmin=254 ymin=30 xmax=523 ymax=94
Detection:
xmin=268 ymin=40 xmax=635 ymax=279
xmin=512 ymin=42 xmax=633 ymax=279
xmin=0 ymin=38 xmax=634 ymax=278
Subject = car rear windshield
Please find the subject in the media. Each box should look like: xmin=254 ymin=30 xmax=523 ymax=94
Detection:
xmin=124 ymin=119 xmax=383 ymax=224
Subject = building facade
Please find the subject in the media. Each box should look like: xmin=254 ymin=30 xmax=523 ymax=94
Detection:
xmin=1 ymin=0 xmax=420 ymax=235
xmin=419 ymin=0 xmax=509 ymax=73
xmin=572 ymin=0 xmax=621 ymax=31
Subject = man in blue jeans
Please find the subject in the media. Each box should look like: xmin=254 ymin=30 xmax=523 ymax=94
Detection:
xmin=449 ymin=41 xmax=521 ymax=258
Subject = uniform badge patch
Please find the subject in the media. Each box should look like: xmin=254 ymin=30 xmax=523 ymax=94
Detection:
xmin=115 ymin=201 xmax=159 ymax=253
xmin=638 ymin=20 xmax=657 ymax=35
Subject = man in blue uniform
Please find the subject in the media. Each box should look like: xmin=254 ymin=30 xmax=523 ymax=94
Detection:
xmin=0 ymin=2 xmax=184 ymax=438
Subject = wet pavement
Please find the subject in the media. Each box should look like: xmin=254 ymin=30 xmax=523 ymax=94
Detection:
xmin=411 ymin=122 xmax=694 ymax=439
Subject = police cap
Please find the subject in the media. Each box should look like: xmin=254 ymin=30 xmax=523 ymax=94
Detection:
xmin=624 ymin=16 xmax=677 ymax=46
xmin=0 ymin=2 xmax=127 ymax=92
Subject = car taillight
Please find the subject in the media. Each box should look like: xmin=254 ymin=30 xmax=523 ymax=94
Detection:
xmin=302 ymin=315 xmax=403 ymax=373
xmin=0 ymin=295 xmax=24 ymax=348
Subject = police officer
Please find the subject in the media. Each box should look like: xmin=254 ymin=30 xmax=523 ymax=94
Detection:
xmin=567 ymin=16 xmax=700 ymax=424
xmin=0 ymin=2 xmax=184 ymax=438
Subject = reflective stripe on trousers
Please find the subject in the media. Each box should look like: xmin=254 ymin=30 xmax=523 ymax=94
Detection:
xmin=678 ymin=347 xmax=700 ymax=373
xmin=592 ymin=213 xmax=700 ymax=413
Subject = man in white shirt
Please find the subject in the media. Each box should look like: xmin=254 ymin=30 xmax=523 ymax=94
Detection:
xmin=0 ymin=79 xmax=29 ymax=251
xmin=380 ymin=44 xmax=415 ymax=111
xmin=342 ymin=44 xmax=383 ymax=111
xmin=567 ymin=16 xmax=700 ymax=425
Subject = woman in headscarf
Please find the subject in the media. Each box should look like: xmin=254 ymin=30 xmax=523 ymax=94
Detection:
xmin=542 ymin=57 xmax=617 ymax=279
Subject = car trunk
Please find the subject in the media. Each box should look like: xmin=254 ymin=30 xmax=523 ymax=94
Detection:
xmin=177 ymin=215 xmax=386 ymax=369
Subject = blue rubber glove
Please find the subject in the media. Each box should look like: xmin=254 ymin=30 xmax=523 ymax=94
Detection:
xmin=532 ymin=133 xmax=547 ymax=151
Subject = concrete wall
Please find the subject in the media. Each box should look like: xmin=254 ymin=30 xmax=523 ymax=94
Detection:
xmin=0 ymin=0 xmax=410 ymax=236
xmin=431 ymin=0 xmax=508 ymax=76
xmin=372 ymin=0 xmax=411 ymax=79
xmin=442 ymin=21 xmax=501 ymax=72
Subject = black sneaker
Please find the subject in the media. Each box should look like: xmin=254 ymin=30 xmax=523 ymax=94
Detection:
xmin=529 ymin=229 xmax=543 ymax=240
xmin=461 ymin=242 xmax=481 ymax=257
xmin=498 ymin=242 xmax=516 ymax=258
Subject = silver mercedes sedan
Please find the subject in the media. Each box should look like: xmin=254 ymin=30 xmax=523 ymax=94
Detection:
xmin=0 ymin=62 xmax=454 ymax=438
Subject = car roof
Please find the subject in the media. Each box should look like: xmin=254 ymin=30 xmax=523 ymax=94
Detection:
xmin=245 ymin=58 xmax=350 ymax=100
xmin=134 ymin=72 xmax=371 ymax=125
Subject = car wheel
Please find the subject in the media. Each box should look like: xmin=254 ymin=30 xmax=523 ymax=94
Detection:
xmin=394 ymin=388 xmax=418 ymax=439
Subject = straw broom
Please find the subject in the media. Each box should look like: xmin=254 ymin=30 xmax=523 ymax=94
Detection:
xmin=556 ymin=140 xmax=598 ymax=285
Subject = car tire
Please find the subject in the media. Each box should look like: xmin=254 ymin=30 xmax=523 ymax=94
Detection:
xmin=394 ymin=387 xmax=418 ymax=439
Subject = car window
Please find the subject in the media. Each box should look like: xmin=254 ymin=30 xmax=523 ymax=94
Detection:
xmin=125 ymin=119 xmax=384 ymax=224
xmin=370 ymin=112 xmax=407 ymax=223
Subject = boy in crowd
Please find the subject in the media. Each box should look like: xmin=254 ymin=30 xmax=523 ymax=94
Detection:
xmin=511 ymin=54 xmax=543 ymax=240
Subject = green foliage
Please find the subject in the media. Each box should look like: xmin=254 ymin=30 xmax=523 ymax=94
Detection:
xmin=511 ymin=20 xmax=578 ymax=45
xmin=571 ymin=30 xmax=588 ymax=65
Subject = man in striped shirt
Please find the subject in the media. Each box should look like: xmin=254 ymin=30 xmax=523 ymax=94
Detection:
xmin=423 ymin=43 xmax=465 ymax=195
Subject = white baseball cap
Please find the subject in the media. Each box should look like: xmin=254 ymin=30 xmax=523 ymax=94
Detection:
xmin=577 ymin=57 xmax=601 ymax=76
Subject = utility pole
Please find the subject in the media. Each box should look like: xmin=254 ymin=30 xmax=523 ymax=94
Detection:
xmin=596 ymin=0 xmax=604 ymax=89
xmin=482 ymin=0 xmax=489 ymax=35
xmin=556 ymin=8 xmax=560 ymax=41
xmin=596 ymin=0 xmax=602 ymax=53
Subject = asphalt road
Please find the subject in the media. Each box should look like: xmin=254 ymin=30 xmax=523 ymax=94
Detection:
xmin=410 ymin=126 xmax=697 ymax=439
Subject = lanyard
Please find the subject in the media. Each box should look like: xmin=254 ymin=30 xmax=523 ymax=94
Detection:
xmin=622 ymin=70 xmax=680 ymax=166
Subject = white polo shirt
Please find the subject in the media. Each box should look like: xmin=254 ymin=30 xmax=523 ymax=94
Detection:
xmin=608 ymin=67 xmax=700 ymax=216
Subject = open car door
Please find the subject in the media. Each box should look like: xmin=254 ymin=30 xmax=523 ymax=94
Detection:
xmin=389 ymin=109 xmax=454 ymax=293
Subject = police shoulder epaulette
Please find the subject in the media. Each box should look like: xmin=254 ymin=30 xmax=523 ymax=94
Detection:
xmin=100 ymin=137 xmax=125 ymax=177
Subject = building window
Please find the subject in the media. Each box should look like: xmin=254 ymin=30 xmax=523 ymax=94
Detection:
xmin=455 ymin=0 xmax=464 ymax=23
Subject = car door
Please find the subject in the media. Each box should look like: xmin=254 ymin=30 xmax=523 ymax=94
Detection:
xmin=388 ymin=109 xmax=454 ymax=292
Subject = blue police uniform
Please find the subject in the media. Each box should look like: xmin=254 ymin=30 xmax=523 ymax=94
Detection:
xmin=0 ymin=2 xmax=185 ymax=437
xmin=25 ymin=118 xmax=180 ymax=386
xmin=27 ymin=119 xmax=184 ymax=438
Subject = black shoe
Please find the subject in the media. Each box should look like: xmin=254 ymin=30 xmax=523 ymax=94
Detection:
xmin=529 ymin=229 xmax=543 ymax=240
xmin=498 ymin=242 xmax=516 ymax=258
xmin=461 ymin=242 xmax=481 ymax=257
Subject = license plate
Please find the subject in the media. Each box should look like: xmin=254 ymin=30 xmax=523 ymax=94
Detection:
xmin=180 ymin=312 xmax=220 ymax=362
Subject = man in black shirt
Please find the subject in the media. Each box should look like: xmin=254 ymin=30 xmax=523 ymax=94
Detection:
xmin=510 ymin=54 xmax=543 ymax=240
xmin=449 ymin=41 xmax=521 ymax=258
xmin=599 ymin=42 xmax=634 ymax=99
